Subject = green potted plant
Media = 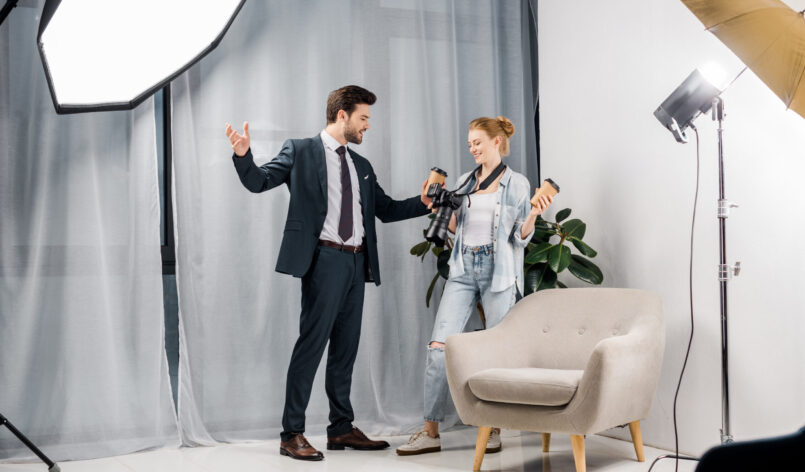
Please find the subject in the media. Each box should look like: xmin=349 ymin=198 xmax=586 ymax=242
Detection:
xmin=409 ymin=208 xmax=603 ymax=309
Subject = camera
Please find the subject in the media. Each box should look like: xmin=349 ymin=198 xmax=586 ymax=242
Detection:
xmin=425 ymin=167 xmax=464 ymax=247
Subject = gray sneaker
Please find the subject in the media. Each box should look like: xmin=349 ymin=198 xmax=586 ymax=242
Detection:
xmin=396 ymin=430 xmax=441 ymax=456
xmin=486 ymin=429 xmax=502 ymax=453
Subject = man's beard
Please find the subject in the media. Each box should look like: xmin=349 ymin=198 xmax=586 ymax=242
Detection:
xmin=344 ymin=123 xmax=363 ymax=145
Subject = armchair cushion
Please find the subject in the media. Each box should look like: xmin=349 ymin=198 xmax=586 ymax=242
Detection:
xmin=467 ymin=367 xmax=584 ymax=407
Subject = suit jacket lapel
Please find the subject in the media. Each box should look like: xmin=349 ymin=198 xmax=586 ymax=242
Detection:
xmin=313 ymin=135 xmax=327 ymax=200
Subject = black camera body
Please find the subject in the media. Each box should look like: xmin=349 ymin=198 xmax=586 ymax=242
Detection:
xmin=425 ymin=172 xmax=464 ymax=247
xmin=423 ymin=163 xmax=505 ymax=247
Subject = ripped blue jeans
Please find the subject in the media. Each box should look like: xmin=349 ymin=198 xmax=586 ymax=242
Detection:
xmin=424 ymin=244 xmax=516 ymax=422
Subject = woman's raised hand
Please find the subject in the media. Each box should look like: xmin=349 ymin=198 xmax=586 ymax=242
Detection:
xmin=530 ymin=194 xmax=553 ymax=216
xmin=225 ymin=121 xmax=250 ymax=157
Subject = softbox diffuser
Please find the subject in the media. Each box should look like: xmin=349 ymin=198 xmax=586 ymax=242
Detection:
xmin=37 ymin=0 xmax=245 ymax=114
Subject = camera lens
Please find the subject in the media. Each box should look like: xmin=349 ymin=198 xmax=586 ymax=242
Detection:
xmin=425 ymin=206 xmax=454 ymax=247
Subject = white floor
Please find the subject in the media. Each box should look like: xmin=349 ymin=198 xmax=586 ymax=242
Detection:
xmin=1 ymin=429 xmax=698 ymax=472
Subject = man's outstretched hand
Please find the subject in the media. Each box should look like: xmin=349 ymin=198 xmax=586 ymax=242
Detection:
xmin=225 ymin=121 xmax=250 ymax=157
xmin=421 ymin=179 xmax=433 ymax=207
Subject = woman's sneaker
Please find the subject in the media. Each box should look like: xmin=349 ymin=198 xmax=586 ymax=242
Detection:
xmin=486 ymin=429 xmax=502 ymax=453
xmin=396 ymin=430 xmax=441 ymax=456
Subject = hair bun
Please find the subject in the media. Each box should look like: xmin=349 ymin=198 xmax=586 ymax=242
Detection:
xmin=496 ymin=116 xmax=515 ymax=138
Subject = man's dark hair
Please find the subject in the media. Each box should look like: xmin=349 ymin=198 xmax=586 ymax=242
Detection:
xmin=326 ymin=85 xmax=377 ymax=124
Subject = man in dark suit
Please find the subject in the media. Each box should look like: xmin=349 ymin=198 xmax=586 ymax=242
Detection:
xmin=225 ymin=85 xmax=431 ymax=461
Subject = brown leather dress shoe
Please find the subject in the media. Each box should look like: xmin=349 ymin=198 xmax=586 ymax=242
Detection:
xmin=327 ymin=427 xmax=390 ymax=450
xmin=280 ymin=433 xmax=324 ymax=461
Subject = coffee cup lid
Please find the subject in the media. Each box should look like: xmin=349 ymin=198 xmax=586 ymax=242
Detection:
xmin=543 ymin=178 xmax=560 ymax=193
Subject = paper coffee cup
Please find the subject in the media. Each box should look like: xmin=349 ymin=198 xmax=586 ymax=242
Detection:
xmin=531 ymin=178 xmax=559 ymax=207
xmin=427 ymin=167 xmax=447 ymax=188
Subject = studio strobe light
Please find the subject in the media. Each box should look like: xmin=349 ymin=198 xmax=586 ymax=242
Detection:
xmin=37 ymin=0 xmax=245 ymax=113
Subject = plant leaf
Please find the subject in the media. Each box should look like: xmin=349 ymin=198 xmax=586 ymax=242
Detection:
xmin=548 ymin=244 xmax=572 ymax=273
xmin=570 ymin=238 xmax=597 ymax=257
xmin=531 ymin=220 xmax=555 ymax=243
xmin=410 ymin=241 xmax=430 ymax=257
xmin=425 ymin=272 xmax=440 ymax=308
xmin=525 ymin=242 xmax=553 ymax=264
xmin=432 ymin=246 xmax=443 ymax=257
xmin=422 ymin=242 xmax=434 ymax=260
xmin=437 ymin=249 xmax=451 ymax=279
xmin=556 ymin=208 xmax=571 ymax=222
xmin=568 ymin=255 xmax=604 ymax=284
xmin=524 ymin=265 xmax=541 ymax=295
xmin=524 ymin=263 xmax=558 ymax=295
xmin=557 ymin=280 xmax=568 ymax=288
xmin=560 ymin=218 xmax=586 ymax=240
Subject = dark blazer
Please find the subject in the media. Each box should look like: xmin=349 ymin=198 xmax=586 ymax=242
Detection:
xmin=232 ymin=135 xmax=429 ymax=285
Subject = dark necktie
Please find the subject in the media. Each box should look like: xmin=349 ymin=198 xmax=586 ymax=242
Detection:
xmin=336 ymin=146 xmax=353 ymax=242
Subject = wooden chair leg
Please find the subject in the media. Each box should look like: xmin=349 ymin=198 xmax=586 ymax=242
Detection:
xmin=628 ymin=420 xmax=645 ymax=462
xmin=570 ymin=434 xmax=586 ymax=472
xmin=542 ymin=432 xmax=551 ymax=452
xmin=473 ymin=426 xmax=492 ymax=471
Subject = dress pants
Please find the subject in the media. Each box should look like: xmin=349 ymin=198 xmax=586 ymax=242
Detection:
xmin=281 ymin=246 xmax=365 ymax=441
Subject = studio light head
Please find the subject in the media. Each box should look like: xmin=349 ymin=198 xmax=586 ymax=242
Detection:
xmin=37 ymin=0 xmax=245 ymax=114
xmin=654 ymin=65 xmax=727 ymax=143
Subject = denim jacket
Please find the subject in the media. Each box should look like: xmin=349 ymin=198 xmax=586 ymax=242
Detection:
xmin=448 ymin=166 xmax=534 ymax=293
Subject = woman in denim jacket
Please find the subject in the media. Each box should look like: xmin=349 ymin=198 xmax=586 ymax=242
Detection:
xmin=397 ymin=116 xmax=552 ymax=456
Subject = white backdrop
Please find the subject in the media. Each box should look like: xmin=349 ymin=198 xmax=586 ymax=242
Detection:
xmin=171 ymin=0 xmax=538 ymax=444
xmin=539 ymin=0 xmax=805 ymax=456
xmin=0 ymin=0 xmax=178 ymax=462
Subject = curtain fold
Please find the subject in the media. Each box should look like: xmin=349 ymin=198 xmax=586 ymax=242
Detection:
xmin=172 ymin=0 xmax=535 ymax=444
xmin=0 ymin=1 xmax=178 ymax=461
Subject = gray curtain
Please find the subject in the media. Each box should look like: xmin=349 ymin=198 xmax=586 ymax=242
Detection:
xmin=171 ymin=0 xmax=537 ymax=444
xmin=0 ymin=0 xmax=178 ymax=461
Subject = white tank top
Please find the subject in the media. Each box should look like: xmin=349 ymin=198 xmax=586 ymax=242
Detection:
xmin=462 ymin=192 xmax=496 ymax=246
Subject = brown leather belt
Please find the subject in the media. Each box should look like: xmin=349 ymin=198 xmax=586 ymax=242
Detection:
xmin=318 ymin=239 xmax=365 ymax=253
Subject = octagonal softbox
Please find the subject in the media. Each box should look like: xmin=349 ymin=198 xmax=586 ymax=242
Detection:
xmin=37 ymin=0 xmax=245 ymax=114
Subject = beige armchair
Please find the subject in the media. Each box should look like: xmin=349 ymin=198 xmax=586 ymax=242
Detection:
xmin=445 ymin=288 xmax=664 ymax=472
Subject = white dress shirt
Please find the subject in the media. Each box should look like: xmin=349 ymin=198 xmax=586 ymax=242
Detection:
xmin=319 ymin=130 xmax=364 ymax=245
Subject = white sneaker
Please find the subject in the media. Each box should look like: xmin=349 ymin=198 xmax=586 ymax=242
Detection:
xmin=396 ymin=430 xmax=441 ymax=456
xmin=486 ymin=429 xmax=502 ymax=453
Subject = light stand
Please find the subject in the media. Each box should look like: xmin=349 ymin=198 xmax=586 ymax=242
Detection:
xmin=650 ymin=68 xmax=741 ymax=471
xmin=0 ymin=413 xmax=61 ymax=471
xmin=714 ymin=96 xmax=740 ymax=445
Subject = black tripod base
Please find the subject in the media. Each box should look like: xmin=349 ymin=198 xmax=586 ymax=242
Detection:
xmin=0 ymin=413 xmax=60 ymax=470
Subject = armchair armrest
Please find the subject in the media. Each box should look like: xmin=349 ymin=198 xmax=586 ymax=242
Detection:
xmin=445 ymin=323 xmax=539 ymax=425
xmin=565 ymin=331 xmax=664 ymax=433
xmin=444 ymin=329 xmax=503 ymax=425
xmin=445 ymin=330 xmax=499 ymax=388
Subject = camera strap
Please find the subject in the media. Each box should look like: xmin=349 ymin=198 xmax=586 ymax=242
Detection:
xmin=459 ymin=162 xmax=506 ymax=207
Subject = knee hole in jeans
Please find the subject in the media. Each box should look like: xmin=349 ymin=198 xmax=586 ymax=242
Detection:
xmin=428 ymin=341 xmax=445 ymax=350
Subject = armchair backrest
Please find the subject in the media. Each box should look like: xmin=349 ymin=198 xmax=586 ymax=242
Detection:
xmin=493 ymin=288 xmax=664 ymax=370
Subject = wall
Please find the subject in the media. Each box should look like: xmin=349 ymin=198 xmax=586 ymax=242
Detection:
xmin=539 ymin=0 xmax=805 ymax=455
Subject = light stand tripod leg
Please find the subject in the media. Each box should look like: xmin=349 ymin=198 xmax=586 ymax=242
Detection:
xmin=0 ymin=413 xmax=61 ymax=471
